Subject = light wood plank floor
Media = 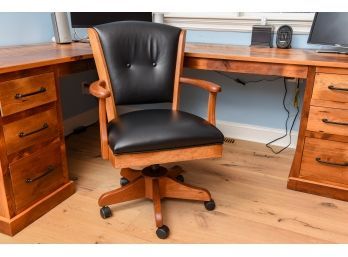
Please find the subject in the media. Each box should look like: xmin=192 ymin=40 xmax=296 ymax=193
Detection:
xmin=1 ymin=124 xmax=348 ymax=243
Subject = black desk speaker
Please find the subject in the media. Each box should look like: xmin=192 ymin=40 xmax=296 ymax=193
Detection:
xmin=276 ymin=25 xmax=293 ymax=49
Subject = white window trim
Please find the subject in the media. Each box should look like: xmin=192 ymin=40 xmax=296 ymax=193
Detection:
xmin=155 ymin=12 xmax=315 ymax=34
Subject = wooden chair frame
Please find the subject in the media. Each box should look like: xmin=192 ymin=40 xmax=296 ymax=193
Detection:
xmin=88 ymin=28 xmax=222 ymax=167
xmin=88 ymin=27 xmax=223 ymax=238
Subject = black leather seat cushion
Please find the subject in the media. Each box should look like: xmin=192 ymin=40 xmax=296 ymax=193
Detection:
xmin=108 ymin=109 xmax=224 ymax=154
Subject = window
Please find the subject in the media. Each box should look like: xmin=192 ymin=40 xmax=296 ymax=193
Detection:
xmin=154 ymin=12 xmax=315 ymax=34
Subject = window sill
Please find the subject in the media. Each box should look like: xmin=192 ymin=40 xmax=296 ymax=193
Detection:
xmin=161 ymin=15 xmax=314 ymax=35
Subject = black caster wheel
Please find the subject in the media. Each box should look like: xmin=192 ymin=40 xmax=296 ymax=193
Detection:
xmin=120 ymin=177 xmax=130 ymax=187
xmin=156 ymin=225 xmax=170 ymax=239
xmin=100 ymin=206 xmax=112 ymax=219
xmin=204 ymin=199 xmax=216 ymax=211
xmin=175 ymin=174 xmax=184 ymax=183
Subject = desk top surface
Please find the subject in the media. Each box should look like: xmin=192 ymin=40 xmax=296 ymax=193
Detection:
xmin=1 ymin=42 xmax=348 ymax=75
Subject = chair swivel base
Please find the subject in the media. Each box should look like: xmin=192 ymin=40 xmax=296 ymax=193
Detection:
xmin=98 ymin=165 xmax=215 ymax=239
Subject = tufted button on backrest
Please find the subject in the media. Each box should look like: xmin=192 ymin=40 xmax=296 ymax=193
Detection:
xmin=94 ymin=21 xmax=181 ymax=105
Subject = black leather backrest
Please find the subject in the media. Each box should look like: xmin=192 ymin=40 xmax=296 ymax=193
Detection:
xmin=94 ymin=21 xmax=181 ymax=105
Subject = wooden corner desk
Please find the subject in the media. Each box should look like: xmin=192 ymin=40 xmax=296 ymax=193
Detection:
xmin=0 ymin=42 xmax=347 ymax=236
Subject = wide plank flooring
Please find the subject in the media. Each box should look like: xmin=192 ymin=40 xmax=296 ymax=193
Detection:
xmin=1 ymin=124 xmax=348 ymax=243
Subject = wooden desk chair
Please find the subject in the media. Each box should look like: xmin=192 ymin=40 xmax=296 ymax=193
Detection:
xmin=88 ymin=21 xmax=224 ymax=239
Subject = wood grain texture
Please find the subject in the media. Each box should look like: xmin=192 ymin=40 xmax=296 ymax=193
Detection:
xmin=160 ymin=177 xmax=211 ymax=201
xmin=316 ymin=67 xmax=348 ymax=75
xmin=98 ymin=177 xmax=145 ymax=207
xmin=289 ymin=69 xmax=348 ymax=199
xmin=110 ymin=144 xmax=222 ymax=169
xmin=312 ymin=72 xmax=348 ymax=104
xmin=0 ymin=72 xmax=57 ymax=116
xmin=4 ymin=124 xmax=348 ymax=243
xmin=89 ymin=80 xmax=111 ymax=98
xmin=88 ymin=29 xmax=117 ymax=122
xmin=310 ymin=98 xmax=348 ymax=110
xmin=299 ymin=137 xmax=348 ymax=186
xmin=0 ymin=43 xmax=93 ymax=75
xmin=288 ymin=67 xmax=316 ymax=178
xmin=0 ymin=65 xmax=75 ymax=235
xmin=185 ymin=58 xmax=308 ymax=78
xmin=307 ymin=106 xmax=348 ymax=138
xmin=172 ymin=30 xmax=186 ymax=110
xmin=3 ymin=107 xmax=59 ymax=155
xmin=3 ymin=43 xmax=348 ymax=76
xmin=4 ymin=181 xmax=75 ymax=236
xmin=180 ymin=77 xmax=221 ymax=93
xmin=179 ymin=77 xmax=221 ymax=125
xmin=88 ymin=80 xmax=111 ymax=160
xmin=9 ymin=141 xmax=65 ymax=213
xmin=151 ymin=178 xmax=163 ymax=227
xmin=185 ymin=43 xmax=348 ymax=69
xmin=288 ymin=177 xmax=348 ymax=202
xmin=99 ymin=164 xmax=214 ymax=230
xmin=120 ymin=168 xmax=142 ymax=182
xmin=2 ymin=41 xmax=348 ymax=237
xmin=0 ymin=118 xmax=15 ymax=218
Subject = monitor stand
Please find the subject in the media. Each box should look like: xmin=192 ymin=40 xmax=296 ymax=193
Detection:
xmin=316 ymin=44 xmax=348 ymax=54
xmin=316 ymin=50 xmax=348 ymax=55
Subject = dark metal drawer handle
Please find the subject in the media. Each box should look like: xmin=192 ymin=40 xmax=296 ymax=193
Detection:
xmin=322 ymin=118 xmax=348 ymax=126
xmin=25 ymin=165 xmax=55 ymax=183
xmin=18 ymin=123 xmax=49 ymax=138
xmin=15 ymin=87 xmax=46 ymax=99
xmin=328 ymin=85 xmax=348 ymax=92
xmin=315 ymin=157 xmax=348 ymax=167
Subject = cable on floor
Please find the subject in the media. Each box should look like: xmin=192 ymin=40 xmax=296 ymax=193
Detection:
xmin=265 ymin=78 xmax=300 ymax=154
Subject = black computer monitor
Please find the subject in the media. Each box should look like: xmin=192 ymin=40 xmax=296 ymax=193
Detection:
xmin=308 ymin=12 xmax=348 ymax=47
xmin=70 ymin=12 xmax=153 ymax=28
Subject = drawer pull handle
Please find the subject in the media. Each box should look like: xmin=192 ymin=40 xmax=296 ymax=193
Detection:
xmin=315 ymin=157 xmax=348 ymax=167
xmin=15 ymin=87 xmax=46 ymax=99
xmin=18 ymin=123 xmax=49 ymax=138
xmin=328 ymin=85 xmax=348 ymax=92
xmin=25 ymin=165 xmax=55 ymax=183
xmin=322 ymin=118 xmax=348 ymax=126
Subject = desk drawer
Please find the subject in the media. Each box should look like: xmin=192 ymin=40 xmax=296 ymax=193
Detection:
xmin=3 ymin=108 xmax=59 ymax=155
xmin=300 ymin=137 xmax=348 ymax=185
xmin=9 ymin=141 xmax=65 ymax=213
xmin=312 ymin=73 xmax=348 ymax=105
xmin=0 ymin=72 xmax=57 ymax=116
xmin=307 ymin=106 xmax=348 ymax=137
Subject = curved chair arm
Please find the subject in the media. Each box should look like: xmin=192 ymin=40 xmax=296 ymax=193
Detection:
xmin=179 ymin=77 xmax=221 ymax=125
xmin=89 ymin=80 xmax=111 ymax=98
xmin=89 ymin=80 xmax=111 ymax=160
xmin=180 ymin=77 xmax=221 ymax=93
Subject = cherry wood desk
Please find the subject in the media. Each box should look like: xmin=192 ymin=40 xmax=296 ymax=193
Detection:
xmin=0 ymin=42 xmax=347 ymax=235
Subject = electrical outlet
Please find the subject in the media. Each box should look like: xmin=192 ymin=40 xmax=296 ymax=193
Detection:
xmin=81 ymin=81 xmax=90 ymax=95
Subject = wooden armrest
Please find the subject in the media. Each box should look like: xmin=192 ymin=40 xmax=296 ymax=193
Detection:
xmin=89 ymin=80 xmax=111 ymax=99
xmin=89 ymin=80 xmax=110 ymax=160
xmin=180 ymin=77 xmax=221 ymax=93
xmin=179 ymin=77 xmax=221 ymax=125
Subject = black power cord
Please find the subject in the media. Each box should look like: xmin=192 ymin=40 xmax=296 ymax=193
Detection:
xmin=265 ymin=78 xmax=300 ymax=154
xmin=215 ymin=71 xmax=300 ymax=154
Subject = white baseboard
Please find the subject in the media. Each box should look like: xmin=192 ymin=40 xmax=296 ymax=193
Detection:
xmin=63 ymin=108 xmax=99 ymax=136
xmin=216 ymin=120 xmax=298 ymax=148
xmin=63 ymin=108 xmax=298 ymax=148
